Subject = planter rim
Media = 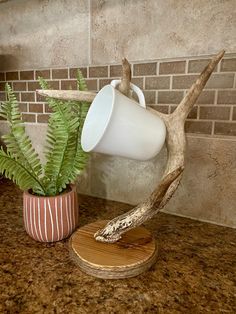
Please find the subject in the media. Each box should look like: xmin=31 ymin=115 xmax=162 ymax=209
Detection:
xmin=23 ymin=184 xmax=76 ymax=199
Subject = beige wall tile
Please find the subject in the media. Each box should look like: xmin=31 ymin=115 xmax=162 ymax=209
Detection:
xmin=21 ymin=92 xmax=35 ymax=102
xmin=37 ymin=114 xmax=50 ymax=123
xmin=69 ymin=67 xmax=87 ymax=79
xmin=6 ymin=72 xmax=19 ymax=81
xmin=91 ymin=1 xmax=236 ymax=64
xmin=110 ymin=65 xmax=122 ymax=77
xmin=217 ymin=91 xmax=236 ymax=104
xmin=29 ymin=103 xmax=43 ymax=113
xmin=196 ymin=91 xmax=215 ymax=104
xmin=158 ymin=91 xmax=184 ymax=104
xmin=185 ymin=121 xmax=212 ymax=135
xmin=35 ymin=70 xmax=50 ymax=80
xmin=134 ymin=63 xmax=157 ymax=76
xmin=79 ymin=136 xmax=236 ymax=228
xmin=145 ymin=76 xmax=170 ymax=90
xmin=52 ymin=69 xmax=68 ymax=79
xmin=220 ymin=58 xmax=236 ymax=72
xmin=18 ymin=103 xmax=28 ymax=112
xmin=214 ymin=122 xmax=236 ymax=136
xmin=172 ymin=75 xmax=198 ymax=89
xmin=12 ymin=82 xmax=27 ymax=91
xmin=163 ymin=137 xmax=236 ymax=228
xmin=85 ymin=79 xmax=98 ymax=91
xmin=0 ymin=0 xmax=89 ymax=70
xmin=150 ymin=105 xmax=169 ymax=114
xmin=131 ymin=77 xmax=144 ymax=89
xmin=28 ymin=81 xmax=41 ymax=91
xmin=200 ymin=106 xmax=230 ymax=120
xmin=20 ymin=71 xmax=34 ymax=80
xmin=22 ymin=113 xmax=36 ymax=123
xmin=233 ymin=107 xmax=236 ymax=120
xmin=205 ymin=74 xmax=234 ymax=89
xmin=0 ymin=73 xmax=5 ymax=81
xmin=159 ymin=61 xmax=185 ymax=74
xmin=188 ymin=59 xmax=217 ymax=73
xmin=98 ymin=78 xmax=113 ymax=90
xmin=61 ymin=80 xmax=77 ymax=90
xmin=89 ymin=66 xmax=108 ymax=78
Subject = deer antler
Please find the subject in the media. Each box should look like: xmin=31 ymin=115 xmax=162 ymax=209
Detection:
xmin=94 ymin=50 xmax=225 ymax=243
xmin=36 ymin=89 xmax=96 ymax=102
xmin=117 ymin=58 xmax=132 ymax=97
xmin=36 ymin=58 xmax=131 ymax=101
xmin=37 ymin=50 xmax=225 ymax=243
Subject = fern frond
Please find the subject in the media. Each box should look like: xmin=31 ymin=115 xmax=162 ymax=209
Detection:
xmin=60 ymin=69 xmax=90 ymax=185
xmin=0 ymin=149 xmax=45 ymax=195
xmin=77 ymin=69 xmax=88 ymax=91
xmin=0 ymin=84 xmax=45 ymax=194
xmin=39 ymin=78 xmax=80 ymax=195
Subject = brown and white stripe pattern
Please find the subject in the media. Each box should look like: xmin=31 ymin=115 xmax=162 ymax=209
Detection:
xmin=23 ymin=185 xmax=79 ymax=242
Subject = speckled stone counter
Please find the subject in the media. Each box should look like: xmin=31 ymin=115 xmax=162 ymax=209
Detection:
xmin=0 ymin=179 xmax=236 ymax=313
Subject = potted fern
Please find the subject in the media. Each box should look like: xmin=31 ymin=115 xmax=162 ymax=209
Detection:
xmin=0 ymin=71 xmax=89 ymax=242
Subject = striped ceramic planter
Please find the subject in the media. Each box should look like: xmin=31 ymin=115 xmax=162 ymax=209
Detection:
xmin=23 ymin=185 xmax=78 ymax=242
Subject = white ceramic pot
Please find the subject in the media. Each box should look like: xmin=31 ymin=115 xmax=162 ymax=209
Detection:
xmin=81 ymin=80 xmax=166 ymax=161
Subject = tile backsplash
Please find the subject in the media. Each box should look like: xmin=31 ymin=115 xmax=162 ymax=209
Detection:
xmin=0 ymin=54 xmax=235 ymax=137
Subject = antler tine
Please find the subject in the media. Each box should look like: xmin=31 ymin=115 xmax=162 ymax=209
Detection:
xmin=36 ymin=90 xmax=96 ymax=103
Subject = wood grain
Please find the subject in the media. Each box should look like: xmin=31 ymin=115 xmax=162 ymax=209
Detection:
xmin=69 ymin=220 xmax=158 ymax=279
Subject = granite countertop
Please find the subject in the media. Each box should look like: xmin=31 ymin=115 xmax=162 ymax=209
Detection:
xmin=0 ymin=179 xmax=236 ymax=313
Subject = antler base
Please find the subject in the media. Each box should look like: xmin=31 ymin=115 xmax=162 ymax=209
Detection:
xmin=69 ymin=220 xmax=158 ymax=279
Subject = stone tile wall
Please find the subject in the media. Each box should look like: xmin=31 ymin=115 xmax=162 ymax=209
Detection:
xmin=0 ymin=53 xmax=235 ymax=227
xmin=0 ymin=53 xmax=235 ymax=137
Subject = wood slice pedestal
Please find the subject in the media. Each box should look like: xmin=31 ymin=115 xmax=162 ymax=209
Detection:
xmin=69 ymin=220 xmax=158 ymax=279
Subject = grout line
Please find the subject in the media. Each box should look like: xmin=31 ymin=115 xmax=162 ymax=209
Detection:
xmin=156 ymin=61 xmax=159 ymax=75
xmin=229 ymin=106 xmax=233 ymax=121
xmin=212 ymin=121 xmax=215 ymax=135
xmin=185 ymin=59 xmax=189 ymax=74
xmin=88 ymin=0 xmax=92 ymax=65
xmin=214 ymin=90 xmax=218 ymax=105
xmin=196 ymin=105 xmax=200 ymax=120
xmin=195 ymin=118 xmax=236 ymax=123
xmin=170 ymin=75 xmax=173 ymax=89
xmin=217 ymin=60 xmax=221 ymax=72
xmin=162 ymin=209 xmax=236 ymax=229
xmin=3 ymin=54 xmax=235 ymax=74
xmin=2 ymin=61 xmax=236 ymax=78
xmin=131 ymin=63 xmax=134 ymax=79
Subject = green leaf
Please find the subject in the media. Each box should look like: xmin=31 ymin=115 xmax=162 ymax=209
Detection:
xmin=0 ymin=84 xmax=46 ymax=195
xmin=0 ymin=149 xmax=45 ymax=195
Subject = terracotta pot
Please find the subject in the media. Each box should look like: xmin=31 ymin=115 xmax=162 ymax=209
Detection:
xmin=23 ymin=185 xmax=78 ymax=242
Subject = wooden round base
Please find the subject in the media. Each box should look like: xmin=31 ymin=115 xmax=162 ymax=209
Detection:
xmin=69 ymin=220 xmax=158 ymax=279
